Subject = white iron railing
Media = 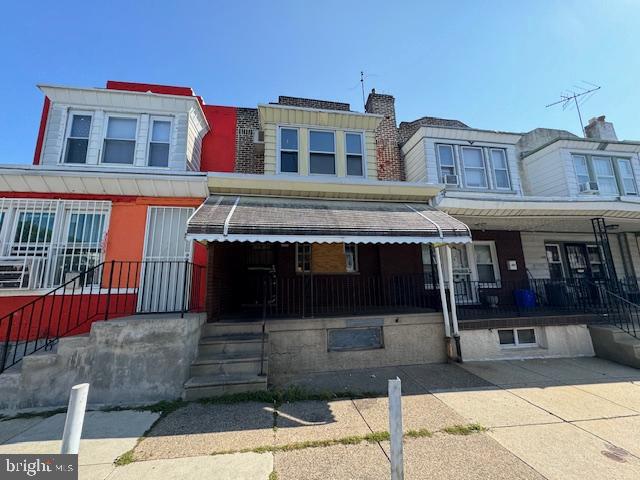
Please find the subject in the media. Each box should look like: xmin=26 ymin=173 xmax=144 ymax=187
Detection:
xmin=0 ymin=198 xmax=111 ymax=290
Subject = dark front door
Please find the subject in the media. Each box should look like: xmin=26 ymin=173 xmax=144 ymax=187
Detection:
xmin=564 ymin=243 xmax=592 ymax=279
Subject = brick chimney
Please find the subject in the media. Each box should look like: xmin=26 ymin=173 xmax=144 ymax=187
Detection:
xmin=584 ymin=115 xmax=618 ymax=141
xmin=365 ymin=89 xmax=404 ymax=181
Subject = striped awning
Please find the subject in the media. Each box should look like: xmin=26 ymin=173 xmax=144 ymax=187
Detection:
xmin=186 ymin=195 xmax=471 ymax=244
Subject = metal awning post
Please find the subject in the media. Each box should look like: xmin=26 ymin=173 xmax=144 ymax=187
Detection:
xmin=434 ymin=246 xmax=451 ymax=338
xmin=445 ymin=245 xmax=462 ymax=362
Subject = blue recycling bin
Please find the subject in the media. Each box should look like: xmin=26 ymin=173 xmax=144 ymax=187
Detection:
xmin=514 ymin=289 xmax=536 ymax=308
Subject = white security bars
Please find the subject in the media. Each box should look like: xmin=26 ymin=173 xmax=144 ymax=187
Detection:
xmin=0 ymin=198 xmax=111 ymax=290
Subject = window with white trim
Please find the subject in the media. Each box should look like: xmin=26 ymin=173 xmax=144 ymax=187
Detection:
xmin=64 ymin=113 xmax=92 ymax=164
xmin=437 ymin=144 xmax=457 ymax=181
xmin=473 ymin=242 xmax=500 ymax=285
xmin=618 ymin=158 xmax=637 ymax=195
xmin=572 ymin=154 xmax=635 ymax=196
xmin=148 ymin=118 xmax=171 ymax=167
xmin=279 ymin=128 xmax=299 ymax=173
xmin=593 ymin=156 xmax=618 ymax=195
xmin=587 ymin=245 xmax=604 ymax=280
xmin=295 ymin=243 xmax=312 ymax=273
xmin=309 ymin=130 xmax=336 ymax=175
xmin=545 ymin=244 xmax=564 ymax=279
xmin=103 ymin=116 xmax=137 ymax=164
xmin=498 ymin=328 xmax=536 ymax=347
xmin=461 ymin=147 xmax=487 ymax=188
xmin=346 ymin=133 xmax=364 ymax=177
xmin=344 ymin=244 xmax=358 ymax=272
xmin=490 ymin=148 xmax=511 ymax=189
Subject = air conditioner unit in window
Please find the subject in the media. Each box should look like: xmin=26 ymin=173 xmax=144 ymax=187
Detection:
xmin=443 ymin=174 xmax=459 ymax=186
xmin=579 ymin=181 xmax=599 ymax=194
xmin=253 ymin=130 xmax=265 ymax=144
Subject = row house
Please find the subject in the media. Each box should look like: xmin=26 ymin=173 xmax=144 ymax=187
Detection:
xmin=403 ymin=113 xmax=640 ymax=360
xmin=1 ymin=81 xmax=638 ymax=408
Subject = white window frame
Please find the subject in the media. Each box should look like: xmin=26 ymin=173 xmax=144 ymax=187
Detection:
xmin=61 ymin=110 xmax=94 ymax=165
xmin=344 ymin=243 xmax=359 ymax=273
xmin=436 ymin=144 xmax=457 ymax=182
xmin=545 ymin=243 xmax=565 ymax=279
xmin=308 ymin=129 xmax=336 ymax=176
xmin=489 ymin=148 xmax=511 ymax=190
xmin=147 ymin=116 xmax=173 ymax=168
xmin=277 ymin=126 xmax=300 ymax=174
xmin=295 ymin=243 xmax=312 ymax=273
xmin=460 ymin=146 xmax=488 ymax=188
xmin=592 ymin=156 xmax=619 ymax=195
xmin=345 ymin=132 xmax=366 ymax=178
xmin=572 ymin=154 xmax=591 ymax=187
xmin=617 ymin=158 xmax=637 ymax=195
xmin=472 ymin=241 xmax=501 ymax=286
xmin=101 ymin=114 xmax=139 ymax=165
xmin=498 ymin=328 xmax=537 ymax=348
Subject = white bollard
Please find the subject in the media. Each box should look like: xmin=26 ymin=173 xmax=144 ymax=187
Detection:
xmin=61 ymin=383 xmax=90 ymax=455
xmin=388 ymin=377 xmax=404 ymax=480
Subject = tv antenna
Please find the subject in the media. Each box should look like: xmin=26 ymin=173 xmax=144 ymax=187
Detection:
xmin=360 ymin=71 xmax=366 ymax=110
xmin=545 ymin=81 xmax=601 ymax=136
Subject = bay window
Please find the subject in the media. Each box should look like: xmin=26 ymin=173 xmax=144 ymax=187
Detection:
xmin=309 ymin=130 xmax=336 ymax=175
xmin=64 ymin=114 xmax=92 ymax=164
xmin=572 ymin=154 xmax=636 ymax=196
xmin=618 ymin=158 xmax=637 ymax=195
xmin=103 ymin=116 xmax=137 ymax=164
xmin=593 ymin=156 xmax=618 ymax=195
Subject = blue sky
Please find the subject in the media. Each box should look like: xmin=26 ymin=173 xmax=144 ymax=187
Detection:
xmin=1 ymin=0 xmax=639 ymax=164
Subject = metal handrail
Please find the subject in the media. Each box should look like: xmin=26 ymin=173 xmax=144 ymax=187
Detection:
xmin=0 ymin=259 xmax=206 ymax=374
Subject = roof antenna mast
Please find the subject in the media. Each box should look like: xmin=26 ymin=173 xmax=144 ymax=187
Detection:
xmin=360 ymin=71 xmax=366 ymax=110
xmin=545 ymin=81 xmax=601 ymax=137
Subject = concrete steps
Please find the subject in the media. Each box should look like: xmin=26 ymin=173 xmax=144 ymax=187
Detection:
xmin=589 ymin=325 xmax=640 ymax=369
xmin=183 ymin=322 xmax=268 ymax=401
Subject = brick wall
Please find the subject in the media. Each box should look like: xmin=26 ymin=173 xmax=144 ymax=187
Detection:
xmin=277 ymin=96 xmax=350 ymax=112
xmin=235 ymin=108 xmax=264 ymax=174
xmin=365 ymin=90 xmax=404 ymax=181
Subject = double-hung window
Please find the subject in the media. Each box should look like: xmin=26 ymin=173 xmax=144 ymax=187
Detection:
xmin=344 ymin=244 xmax=358 ymax=272
xmin=437 ymin=144 xmax=456 ymax=182
xmin=490 ymin=149 xmax=510 ymax=189
xmin=474 ymin=242 xmax=499 ymax=285
xmin=346 ymin=133 xmax=364 ymax=177
xmin=461 ymin=147 xmax=487 ymax=188
xmin=279 ymin=128 xmax=299 ymax=173
xmin=572 ymin=155 xmax=590 ymax=186
xmin=618 ymin=158 xmax=637 ymax=195
xmin=309 ymin=130 xmax=336 ymax=175
xmin=593 ymin=156 xmax=619 ymax=195
xmin=64 ymin=114 xmax=92 ymax=164
xmin=148 ymin=119 xmax=171 ymax=167
xmin=103 ymin=116 xmax=137 ymax=164
xmin=545 ymin=244 xmax=564 ymax=279
xmin=295 ymin=243 xmax=312 ymax=273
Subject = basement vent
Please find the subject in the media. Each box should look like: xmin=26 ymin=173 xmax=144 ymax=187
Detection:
xmin=238 ymin=128 xmax=254 ymax=136
xmin=328 ymin=326 xmax=384 ymax=351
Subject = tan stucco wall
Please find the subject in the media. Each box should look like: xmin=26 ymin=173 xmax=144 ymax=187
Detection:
xmin=266 ymin=313 xmax=446 ymax=381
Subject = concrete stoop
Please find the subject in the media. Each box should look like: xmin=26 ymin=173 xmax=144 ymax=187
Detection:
xmin=182 ymin=322 xmax=268 ymax=401
xmin=588 ymin=325 xmax=640 ymax=369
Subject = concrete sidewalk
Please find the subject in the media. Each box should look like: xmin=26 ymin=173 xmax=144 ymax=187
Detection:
xmin=0 ymin=357 xmax=639 ymax=479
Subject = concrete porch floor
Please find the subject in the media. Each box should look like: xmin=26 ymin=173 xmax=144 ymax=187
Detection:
xmin=1 ymin=357 xmax=639 ymax=479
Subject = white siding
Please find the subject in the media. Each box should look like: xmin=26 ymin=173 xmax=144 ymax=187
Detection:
xmin=41 ymin=104 xmax=67 ymax=165
xmin=403 ymin=138 xmax=427 ymax=182
xmin=521 ymin=231 xmax=625 ymax=279
xmin=520 ymin=148 xmax=570 ymax=196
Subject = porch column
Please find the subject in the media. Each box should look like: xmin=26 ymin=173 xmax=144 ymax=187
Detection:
xmin=434 ymin=246 xmax=451 ymax=338
xmin=445 ymin=245 xmax=462 ymax=361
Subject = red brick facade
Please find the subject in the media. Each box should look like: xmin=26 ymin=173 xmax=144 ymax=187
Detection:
xmin=365 ymin=90 xmax=404 ymax=181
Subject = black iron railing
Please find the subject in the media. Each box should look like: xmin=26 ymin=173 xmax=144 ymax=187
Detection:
xmin=0 ymin=260 xmax=206 ymax=374
xmin=264 ymin=273 xmax=440 ymax=318
xmin=592 ymin=282 xmax=640 ymax=339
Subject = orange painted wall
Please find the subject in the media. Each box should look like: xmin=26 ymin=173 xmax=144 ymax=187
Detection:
xmin=104 ymin=197 xmax=204 ymax=263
